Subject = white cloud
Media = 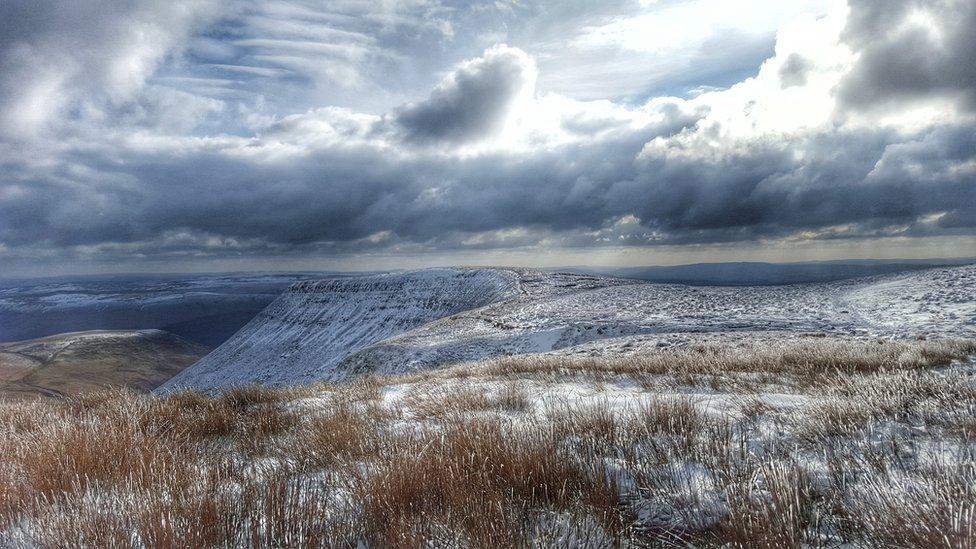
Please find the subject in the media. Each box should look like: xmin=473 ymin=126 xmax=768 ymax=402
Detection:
xmin=0 ymin=0 xmax=226 ymax=140
xmin=527 ymin=0 xmax=835 ymax=100
xmin=576 ymin=0 xmax=833 ymax=53
xmin=1 ymin=0 xmax=974 ymax=274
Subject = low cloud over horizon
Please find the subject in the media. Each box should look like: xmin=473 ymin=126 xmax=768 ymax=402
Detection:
xmin=1 ymin=0 xmax=974 ymax=275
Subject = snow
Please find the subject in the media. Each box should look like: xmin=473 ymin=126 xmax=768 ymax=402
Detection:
xmin=0 ymin=273 xmax=318 ymax=312
xmin=160 ymin=268 xmax=520 ymax=390
xmin=837 ymin=265 xmax=976 ymax=336
xmin=161 ymin=264 xmax=976 ymax=391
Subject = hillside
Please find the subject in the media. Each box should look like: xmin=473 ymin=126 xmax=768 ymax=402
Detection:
xmin=162 ymin=264 xmax=976 ymax=391
xmin=161 ymin=269 xmax=523 ymax=389
xmin=0 ymin=330 xmax=208 ymax=399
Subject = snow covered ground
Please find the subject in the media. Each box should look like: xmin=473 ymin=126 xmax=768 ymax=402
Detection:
xmin=5 ymin=266 xmax=973 ymax=546
xmin=7 ymin=337 xmax=973 ymax=547
xmin=161 ymin=269 xmax=522 ymax=389
xmin=163 ymin=264 xmax=975 ymax=391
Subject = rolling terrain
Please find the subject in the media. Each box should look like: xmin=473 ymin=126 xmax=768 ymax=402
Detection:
xmin=162 ymin=264 xmax=976 ymax=391
xmin=0 ymin=273 xmax=328 ymax=347
xmin=4 ymin=265 xmax=975 ymax=546
xmin=570 ymin=258 xmax=975 ymax=285
xmin=0 ymin=330 xmax=208 ymax=399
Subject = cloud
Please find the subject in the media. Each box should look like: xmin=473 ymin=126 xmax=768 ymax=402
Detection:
xmin=179 ymin=0 xmax=467 ymax=118
xmin=0 ymin=0 xmax=225 ymax=140
xmin=837 ymin=0 xmax=976 ymax=112
xmin=778 ymin=53 xmax=812 ymax=88
xmin=391 ymin=46 xmax=536 ymax=144
xmin=542 ymin=0 xmax=832 ymax=100
xmin=0 ymin=0 xmax=974 ymax=274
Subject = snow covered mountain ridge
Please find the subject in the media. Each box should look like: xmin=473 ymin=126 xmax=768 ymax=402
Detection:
xmin=161 ymin=264 xmax=976 ymax=391
xmin=160 ymin=268 xmax=521 ymax=390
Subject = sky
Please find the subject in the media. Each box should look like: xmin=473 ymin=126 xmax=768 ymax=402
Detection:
xmin=0 ymin=0 xmax=974 ymax=276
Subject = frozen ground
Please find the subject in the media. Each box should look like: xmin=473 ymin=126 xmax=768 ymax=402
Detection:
xmin=163 ymin=264 xmax=975 ymax=391
xmin=5 ymin=337 xmax=974 ymax=547
xmin=4 ymin=266 xmax=974 ymax=547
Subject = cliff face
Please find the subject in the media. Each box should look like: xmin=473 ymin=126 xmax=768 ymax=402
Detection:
xmin=160 ymin=268 xmax=521 ymax=390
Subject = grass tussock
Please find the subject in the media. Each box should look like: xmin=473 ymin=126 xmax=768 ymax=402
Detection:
xmin=844 ymin=460 xmax=976 ymax=547
xmin=403 ymin=381 xmax=532 ymax=419
xmin=361 ymin=419 xmax=620 ymax=546
xmin=0 ymin=338 xmax=974 ymax=547
xmin=410 ymin=338 xmax=976 ymax=389
xmin=294 ymin=400 xmax=381 ymax=468
xmin=712 ymin=461 xmax=819 ymax=548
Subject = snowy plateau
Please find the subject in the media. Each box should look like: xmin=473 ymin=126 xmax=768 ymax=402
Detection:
xmin=162 ymin=264 xmax=976 ymax=391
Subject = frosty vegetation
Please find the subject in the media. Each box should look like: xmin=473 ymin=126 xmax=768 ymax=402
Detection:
xmin=2 ymin=337 xmax=975 ymax=547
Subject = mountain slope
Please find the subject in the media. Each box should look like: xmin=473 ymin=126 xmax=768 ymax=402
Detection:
xmin=160 ymin=268 xmax=522 ymax=390
xmin=344 ymin=264 xmax=975 ymax=375
xmin=0 ymin=330 xmax=208 ymax=399
xmin=163 ymin=264 xmax=976 ymax=391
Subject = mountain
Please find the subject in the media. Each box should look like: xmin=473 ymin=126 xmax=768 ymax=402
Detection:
xmin=0 ymin=330 xmax=208 ymax=400
xmin=161 ymin=264 xmax=976 ymax=392
xmin=160 ymin=269 xmax=522 ymax=389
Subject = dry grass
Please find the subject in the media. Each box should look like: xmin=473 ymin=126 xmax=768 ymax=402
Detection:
xmin=712 ymin=461 xmax=820 ymax=547
xmin=403 ymin=381 xmax=532 ymax=419
xmin=362 ymin=419 xmax=601 ymax=546
xmin=843 ymin=460 xmax=976 ymax=547
xmin=1 ymin=338 xmax=974 ymax=547
xmin=405 ymin=338 xmax=976 ymax=389
xmin=292 ymin=400 xmax=382 ymax=469
xmin=634 ymin=396 xmax=705 ymax=443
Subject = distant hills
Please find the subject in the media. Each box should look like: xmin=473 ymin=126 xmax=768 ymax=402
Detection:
xmin=0 ymin=330 xmax=208 ymax=400
xmin=564 ymin=258 xmax=976 ymax=286
xmin=1 ymin=260 xmax=972 ymax=352
xmin=0 ymin=272 xmax=328 ymax=346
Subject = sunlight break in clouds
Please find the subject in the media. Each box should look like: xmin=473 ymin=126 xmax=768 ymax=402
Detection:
xmin=0 ymin=0 xmax=973 ymax=275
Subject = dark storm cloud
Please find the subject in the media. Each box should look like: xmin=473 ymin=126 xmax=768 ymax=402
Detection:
xmin=3 ymin=112 xmax=974 ymax=258
xmin=1 ymin=0 xmax=975 ymax=270
xmin=391 ymin=46 xmax=533 ymax=144
xmin=0 ymin=88 xmax=716 ymax=254
xmin=620 ymin=126 xmax=976 ymax=240
xmin=938 ymin=209 xmax=976 ymax=229
xmin=838 ymin=0 xmax=976 ymax=111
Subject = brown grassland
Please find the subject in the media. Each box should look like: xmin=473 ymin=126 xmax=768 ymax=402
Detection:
xmin=1 ymin=338 xmax=975 ymax=547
